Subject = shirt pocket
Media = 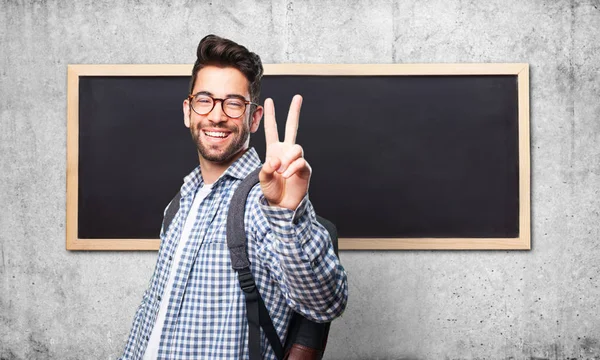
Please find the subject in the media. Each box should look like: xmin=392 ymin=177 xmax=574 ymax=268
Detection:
xmin=201 ymin=217 xmax=227 ymax=246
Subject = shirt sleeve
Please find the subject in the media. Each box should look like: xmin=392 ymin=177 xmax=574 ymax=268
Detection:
xmin=118 ymin=289 xmax=148 ymax=359
xmin=249 ymin=191 xmax=348 ymax=323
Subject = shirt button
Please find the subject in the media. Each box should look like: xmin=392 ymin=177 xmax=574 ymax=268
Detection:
xmin=146 ymin=336 xmax=149 ymax=341
xmin=169 ymin=256 xmax=173 ymax=260
xmin=158 ymin=295 xmax=162 ymax=301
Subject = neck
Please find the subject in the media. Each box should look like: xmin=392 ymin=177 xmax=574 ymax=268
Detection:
xmin=198 ymin=147 xmax=249 ymax=184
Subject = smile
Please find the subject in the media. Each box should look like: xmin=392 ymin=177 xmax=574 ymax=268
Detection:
xmin=204 ymin=131 xmax=230 ymax=138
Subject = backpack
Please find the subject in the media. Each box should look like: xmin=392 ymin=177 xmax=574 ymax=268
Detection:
xmin=162 ymin=167 xmax=339 ymax=360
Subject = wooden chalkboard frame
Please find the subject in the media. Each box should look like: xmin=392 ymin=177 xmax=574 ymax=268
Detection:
xmin=66 ymin=63 xmax=530 ymax=251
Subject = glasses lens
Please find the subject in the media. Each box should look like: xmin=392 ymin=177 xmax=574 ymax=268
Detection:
xmin=223 ymin=98 xmax=246 ymax=118
xmin=192 ymin=95 xmax=214 ymax=115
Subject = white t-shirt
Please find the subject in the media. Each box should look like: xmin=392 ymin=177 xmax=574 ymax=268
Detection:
xmin=143 ymin=183 xmax=213 ymax=360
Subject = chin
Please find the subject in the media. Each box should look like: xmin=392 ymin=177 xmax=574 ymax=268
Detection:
xmin=198 ymin=145 xmax=245 ymax=164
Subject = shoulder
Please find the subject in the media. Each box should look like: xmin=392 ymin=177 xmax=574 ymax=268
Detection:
xmin=245 ymin=183 xmax=265 ymax=218
xmin=244 ymin=183 xmax=270 ymax=237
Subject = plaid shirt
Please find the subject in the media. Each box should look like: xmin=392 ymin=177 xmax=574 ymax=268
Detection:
xmin=119 ymin=148 xmax=348 ymax=360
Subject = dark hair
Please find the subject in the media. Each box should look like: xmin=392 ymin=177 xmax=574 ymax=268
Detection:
xmin=189 ymin=34 xmax=264 ymax=106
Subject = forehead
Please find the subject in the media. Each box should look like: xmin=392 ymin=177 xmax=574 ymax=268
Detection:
xmin=193 ymin=65 xmax=250 ymax=97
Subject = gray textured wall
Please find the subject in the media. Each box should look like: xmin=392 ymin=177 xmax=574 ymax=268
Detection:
xmin=1 ymin=0 xmax=599 ymax=359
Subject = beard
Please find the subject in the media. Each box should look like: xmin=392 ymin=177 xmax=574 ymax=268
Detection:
xmin=190 ymin=120 xmax=250 ymax=164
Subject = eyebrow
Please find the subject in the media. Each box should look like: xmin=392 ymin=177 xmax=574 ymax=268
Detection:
xmin=193 ymin=91 xmax=248 ymax=101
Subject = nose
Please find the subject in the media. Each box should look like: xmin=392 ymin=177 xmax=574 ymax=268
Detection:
xmin=207 ymin=100 xmax=227 ymax=123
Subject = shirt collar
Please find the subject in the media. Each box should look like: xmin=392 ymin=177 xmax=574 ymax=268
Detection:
xmin=221 ymin=147 xmax=262 ymax=180
xmin=180 ymin=148 xmax=262 ymax=197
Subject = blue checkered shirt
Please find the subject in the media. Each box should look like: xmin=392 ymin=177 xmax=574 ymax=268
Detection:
xmin=119 ymin=148 xmax=348 ymax=359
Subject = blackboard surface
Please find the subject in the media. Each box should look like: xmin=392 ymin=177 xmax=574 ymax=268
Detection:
xmin=79 ymin=76 xmax=196 ymax=239
xmin=77 ymin=73 xmax=520 ymax=242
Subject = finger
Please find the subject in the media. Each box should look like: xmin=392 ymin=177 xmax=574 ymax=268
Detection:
xmin=260 ymin=156 xmax=281 ymax=182
xmin=284 ymin=95 xmax=302 ymax=144
xmin=277 ymin=144 xmax=303 ymax=173
xmin=263 ymin=98 xmax=279 ymax=146
xmin=282 ymin=157 xmax=312 ymax=179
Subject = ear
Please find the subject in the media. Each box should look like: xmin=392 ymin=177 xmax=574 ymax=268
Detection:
xmin=183 ymin=98 xmax=191 ymax=128
xmin=249 ymin=105 xmax=263 ymax=133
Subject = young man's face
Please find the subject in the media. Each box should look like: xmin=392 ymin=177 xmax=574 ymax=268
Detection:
xmin=184 ymin=65 xmax=262 ymax=165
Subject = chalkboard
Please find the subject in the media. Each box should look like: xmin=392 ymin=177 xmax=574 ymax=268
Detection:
xmin=66 ymin=64 xmax=530 ymax=250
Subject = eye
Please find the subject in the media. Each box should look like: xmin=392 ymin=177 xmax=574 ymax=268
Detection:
xmin=225 ymin=99 xmax=244 ymax=108
xmin=194 ymin=96 xmax=212 ymax=104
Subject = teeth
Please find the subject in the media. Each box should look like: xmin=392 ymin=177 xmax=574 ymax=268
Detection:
xmin=205 ymin=131 xmax=228 ymax=138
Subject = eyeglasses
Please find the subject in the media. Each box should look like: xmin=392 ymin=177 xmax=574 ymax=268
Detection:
xmin=188 ymin=93 xmax=258 ymax=119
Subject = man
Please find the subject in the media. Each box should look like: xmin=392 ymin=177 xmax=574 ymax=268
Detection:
xmin=119 ymin=34 xmax=348 ymax=360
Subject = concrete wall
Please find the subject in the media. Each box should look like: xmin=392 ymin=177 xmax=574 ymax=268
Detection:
xmin=1 ymin=0 xmax=599 ymax=359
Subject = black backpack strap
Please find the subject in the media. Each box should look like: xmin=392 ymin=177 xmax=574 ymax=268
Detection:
xmin=227 ymin=167 xmax=285 ymax=360
xmin=227 ymin=167 xmax=261 ymax=271
xmin=162 ymin=192 xmax=182 ymax=234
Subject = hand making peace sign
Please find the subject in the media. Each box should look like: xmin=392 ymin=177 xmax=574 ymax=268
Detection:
xmin=259 ymin=95 xmax=311 ymax=210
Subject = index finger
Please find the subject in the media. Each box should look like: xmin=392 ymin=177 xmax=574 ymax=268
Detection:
xmin=284 ymin=95 xmax=303 ymax=144
xmin=263 ymin=98 xmax=279 ymax=146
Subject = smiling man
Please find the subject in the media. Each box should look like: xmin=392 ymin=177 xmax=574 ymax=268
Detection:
xmin=119 ymin=35 xmax=348 ymax=360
